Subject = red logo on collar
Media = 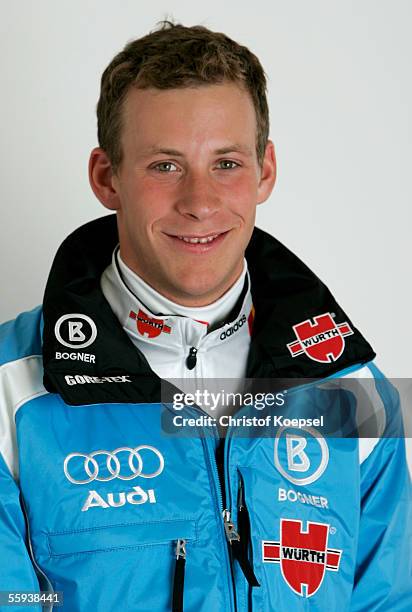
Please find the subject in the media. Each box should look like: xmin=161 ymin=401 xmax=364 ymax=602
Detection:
xmin=129 ymin=309 xmax=171 ymax=339
xmin=287 ymin=312 xmax=353 ymax=363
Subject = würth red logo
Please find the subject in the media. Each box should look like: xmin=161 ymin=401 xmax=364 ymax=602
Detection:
xmin=262 ymin=519 xmax=342 ymax=597
xmin=287 ymin=312 xmax=353 ymax=363
xmin=129 ymin=309 xmax=171 ymax=339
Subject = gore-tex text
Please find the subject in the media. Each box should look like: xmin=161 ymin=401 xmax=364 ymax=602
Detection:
xmin=65 ymin=375 xmax=132 ymax=386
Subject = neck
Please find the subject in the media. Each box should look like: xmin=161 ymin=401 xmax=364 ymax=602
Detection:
xmin=116 ymin=250 xmax=248 ymax=329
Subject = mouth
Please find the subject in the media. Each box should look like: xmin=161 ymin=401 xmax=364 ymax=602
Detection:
xmin=164 ymin=230 xmax=230 ymax=252
xmin=177 ymin=233 xmax=221 ymax=244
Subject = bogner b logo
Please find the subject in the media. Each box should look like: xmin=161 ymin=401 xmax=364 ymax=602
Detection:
xmin=274 ymin=427 xmax=329 ymax=486
xmin=286 ymin=435 xmax=310 ymax=472
xmin=262 ymin=519 xmax=342 ymax=597
xmin=54 ymin=314 xmax=97 ymax=349
xmin=68 ymin=321 xmax=86 ymax=343
xmin=287 ymin=312 xmax=353 ymax=363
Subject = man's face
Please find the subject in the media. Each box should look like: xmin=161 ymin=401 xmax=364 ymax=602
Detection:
xmin=104 ymin=82 xmax=275 ymax=306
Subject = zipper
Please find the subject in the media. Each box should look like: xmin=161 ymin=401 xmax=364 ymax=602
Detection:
xmin=185 ymin=347 xmax=198 ymax=370
xmin=200 ymin=425 xmax=237 ymax=612
xmin=223 ymin=509 xmax=241 ymax=544
xmin=179 ymin=399 xmax=251 ymax=610
xmin=236 ymin=477 xmax=259 ymax=586
xmin=172 ymin=539 xmax=187 ymax=612
xmin=223 ymin=508 xmax=260 ymax=588
xmin=237 ymin=477 xmax=249 ymax=555
xmin=238 ymin=474 xmax=245 ymax=510
xmin=166 ymin=388 xmax=236 ymax=608
xmin=223 ymin=421 xmax=260 ymax=607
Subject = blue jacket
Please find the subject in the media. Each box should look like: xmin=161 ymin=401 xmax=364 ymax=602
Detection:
xmin=0 ymin=216 xmax=410 ymax=611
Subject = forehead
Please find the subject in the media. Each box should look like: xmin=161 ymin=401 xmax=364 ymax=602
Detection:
xmin=120 ymin=82 xmax=257 ymax=153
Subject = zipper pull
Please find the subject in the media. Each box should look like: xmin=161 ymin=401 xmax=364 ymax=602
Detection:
xmin=172 ymin=539 xmax=186 ymax=612
xmin=223 ymin=509 xmax=260 ymax=588
xmin=175 ymin=538 xmax=187 ymax=560
xmin=186 ymin=347 xmax=198 ymax=370
xmin=223 ymin=509 xmax=241 ymax=543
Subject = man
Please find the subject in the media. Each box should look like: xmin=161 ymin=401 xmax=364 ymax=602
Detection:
xmin=0 ymin=21 xmax=410 ymax=612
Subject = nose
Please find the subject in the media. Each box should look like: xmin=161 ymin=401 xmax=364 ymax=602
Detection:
xmin=175 ymin=170 xmax=221 ymax=221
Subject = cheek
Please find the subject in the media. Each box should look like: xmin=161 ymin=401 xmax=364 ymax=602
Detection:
xmin=122 ymin=181 xmax=169 ymax=227
xmin=224 ymin=177 xmax=258 ymax=217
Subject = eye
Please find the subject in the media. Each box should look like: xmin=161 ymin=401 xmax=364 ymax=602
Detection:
xmin=217 ymin=160 xmax=240 ymax=170
xmin=151 ymin=161 xmax=179 ymax=173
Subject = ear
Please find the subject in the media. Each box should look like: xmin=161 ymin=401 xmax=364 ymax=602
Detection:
xmin=88 ymin=147 xmax=120 ymax=211
xmin=257 ymin=140 xmax=277 ymax=205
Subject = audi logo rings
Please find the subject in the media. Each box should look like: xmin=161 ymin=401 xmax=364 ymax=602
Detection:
xmin=63 ymin=445 xmax=165 ymax=484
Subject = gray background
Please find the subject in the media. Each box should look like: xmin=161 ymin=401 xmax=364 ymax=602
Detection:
xmin=1 ymin=1 xmax=410 ymax=468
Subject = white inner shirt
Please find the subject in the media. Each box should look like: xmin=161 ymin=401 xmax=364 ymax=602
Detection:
xmin=100 ymin=248 xmax=254 ymax=418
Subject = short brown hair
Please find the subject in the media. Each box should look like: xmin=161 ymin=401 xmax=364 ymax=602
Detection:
xmin=96 ymin=21 xmax=269 ymax=172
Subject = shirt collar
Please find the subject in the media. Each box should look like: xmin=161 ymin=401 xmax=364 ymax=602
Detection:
xmin=113 ymin=246 xmax=248 ymax=328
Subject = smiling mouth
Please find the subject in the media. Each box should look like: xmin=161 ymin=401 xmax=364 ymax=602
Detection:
xmin=164 ymin=230 xmax=230 ymax=251
xmin=177 ymin=234 xmax=220 ymax=244
xmin=166 ymin=230 xmax=229 ymax=243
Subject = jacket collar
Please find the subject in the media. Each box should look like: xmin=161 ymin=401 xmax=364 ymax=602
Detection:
xmin=42 ymin=215 xmax=375 ymax=405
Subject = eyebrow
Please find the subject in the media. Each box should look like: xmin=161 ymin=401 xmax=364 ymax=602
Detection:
xmin=215 ymin=145 xmax=253 ymax=156
xmin=143 ymin=144 xmax=253 ymax=157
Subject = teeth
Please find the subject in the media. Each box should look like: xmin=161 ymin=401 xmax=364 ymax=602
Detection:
xmin=178 ymin=234 xmax=219 ymax=244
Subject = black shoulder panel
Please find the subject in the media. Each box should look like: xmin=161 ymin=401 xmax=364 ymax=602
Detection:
xmin=245 ymin=227 xmax=375 ymax=378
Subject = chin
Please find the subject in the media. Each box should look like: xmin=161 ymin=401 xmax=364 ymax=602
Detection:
xmin=176 ymin=280 xmax=220 ymax=300
xmin=169 ymin=274 xmax=226 ymax=304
